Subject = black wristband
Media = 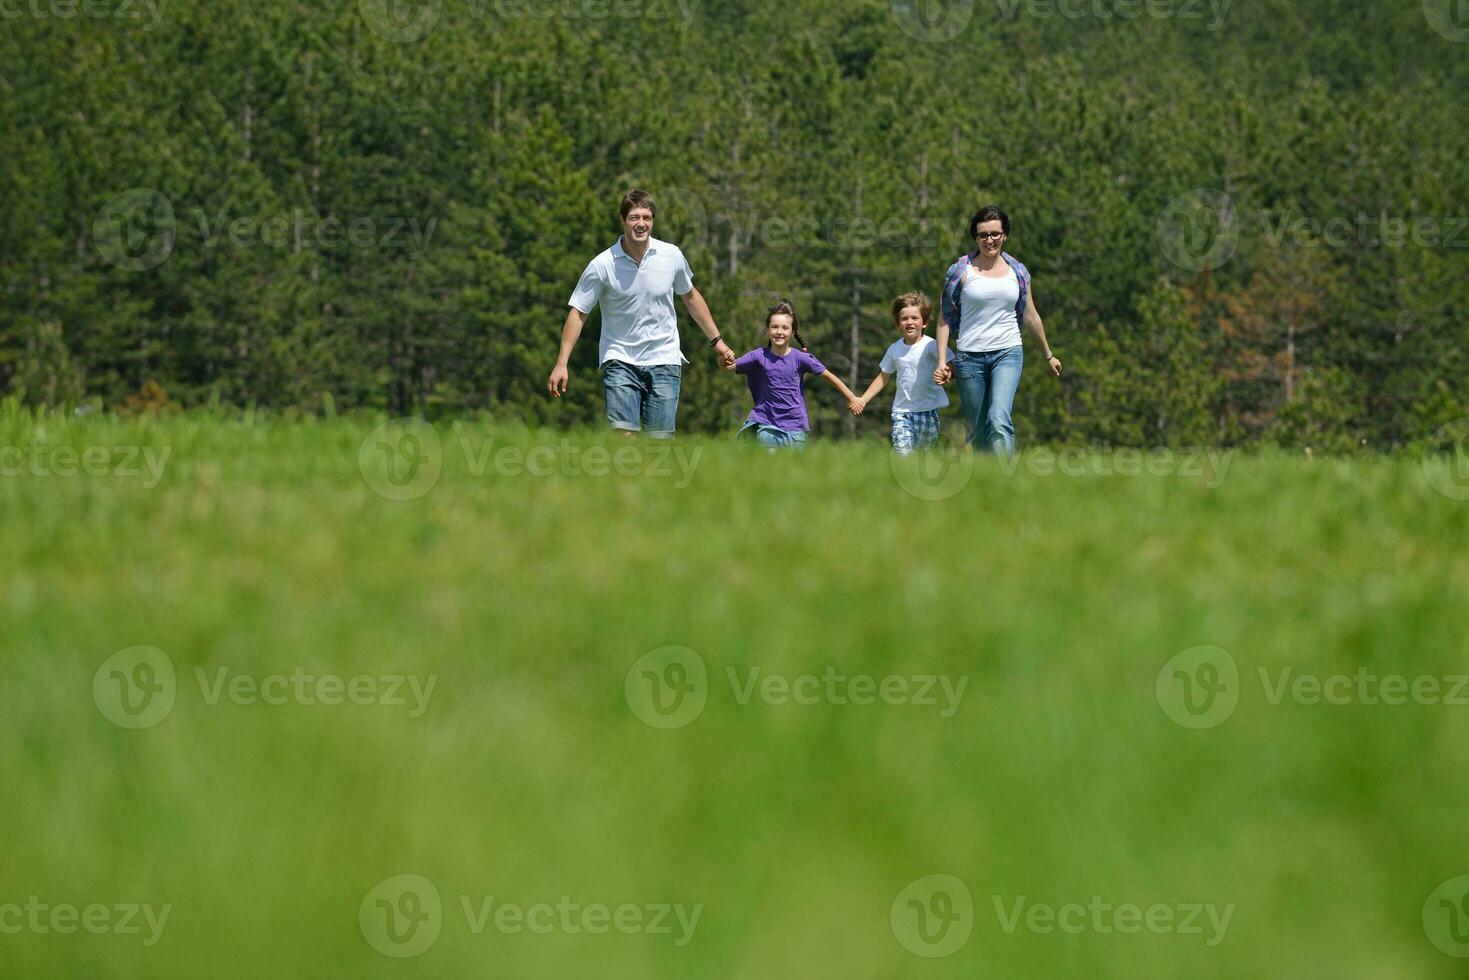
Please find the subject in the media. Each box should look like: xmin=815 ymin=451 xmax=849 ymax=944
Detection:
xmin=709 ymin=335 xmax=722 ymax=348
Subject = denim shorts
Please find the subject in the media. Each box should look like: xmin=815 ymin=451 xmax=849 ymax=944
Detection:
xmin=603 ymin=360 xmax=682 ymax=437
xmin=737 ymin=420 xmax=808 ymax=450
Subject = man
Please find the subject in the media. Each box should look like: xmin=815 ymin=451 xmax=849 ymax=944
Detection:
xmin=547 ymin=189 xmax=735 ymax=437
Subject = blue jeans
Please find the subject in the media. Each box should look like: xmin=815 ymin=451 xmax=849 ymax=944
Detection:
xmin=953 ymin=346 xmax=1023 ymax=454
xmin=603 ymin=361 xmax=681 ymax=437
xmin=737 ymin=420 xmax=807 ymax=450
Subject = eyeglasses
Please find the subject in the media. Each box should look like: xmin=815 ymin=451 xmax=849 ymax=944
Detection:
xmin=975 ymin=231 xmax=1005 ymax=241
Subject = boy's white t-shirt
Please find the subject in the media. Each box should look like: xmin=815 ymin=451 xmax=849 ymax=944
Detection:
xmin=879 ymin=335 xmax=949 ymax=413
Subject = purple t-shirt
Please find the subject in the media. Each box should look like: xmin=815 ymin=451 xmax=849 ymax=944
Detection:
xmin=735 ymin=347 xmax=826 ymax=431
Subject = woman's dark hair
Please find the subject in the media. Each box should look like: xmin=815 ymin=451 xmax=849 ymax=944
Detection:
xmin=968 ymin=205 xmax=1010 ymax=241
xmin=619 ymin=188 xmax=656 ymax=221
xmin=765 ymin=298 xmax=807 ymax=352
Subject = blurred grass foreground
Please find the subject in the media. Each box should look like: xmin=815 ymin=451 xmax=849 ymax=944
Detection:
xmin=3 ymin=408 xmax=1469 ymax=978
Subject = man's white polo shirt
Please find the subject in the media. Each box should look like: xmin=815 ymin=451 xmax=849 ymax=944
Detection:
xmin=568 ymin=236 xmax=694 ymax=368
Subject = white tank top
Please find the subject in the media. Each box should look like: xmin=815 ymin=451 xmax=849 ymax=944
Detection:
xmin=957 ymin=266 xmax=1021 ymax=353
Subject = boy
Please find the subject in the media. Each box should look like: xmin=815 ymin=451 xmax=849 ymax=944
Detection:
xmin=852 ymin=292 xmax=950 ymax=454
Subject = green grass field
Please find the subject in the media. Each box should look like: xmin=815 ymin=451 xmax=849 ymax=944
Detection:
xmin=3 ymin=408 xmax=1469 ymax=978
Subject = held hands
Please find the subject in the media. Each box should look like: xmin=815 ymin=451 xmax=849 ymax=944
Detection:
xmin=848 ymin=397 xmax=865 ymax=416
xmin=933 ymin=363 xmax=953 ymax=385
xmin=714 ymin=340 xmax=737 ymax=370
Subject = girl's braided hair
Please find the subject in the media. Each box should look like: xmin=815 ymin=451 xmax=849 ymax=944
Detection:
xmin=765 ymin=298 xmax=807 ymax=352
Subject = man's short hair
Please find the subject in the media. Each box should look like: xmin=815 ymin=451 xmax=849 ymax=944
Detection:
xmin=619 ymin=189 xmax=656 ymax=221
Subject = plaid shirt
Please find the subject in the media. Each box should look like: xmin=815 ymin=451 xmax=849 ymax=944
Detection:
xmin=940 ymin=251 xmax=1031 ymax=332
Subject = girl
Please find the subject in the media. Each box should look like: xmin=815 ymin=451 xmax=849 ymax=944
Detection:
xmin=725 ymin=299 xmax=863 ymax=449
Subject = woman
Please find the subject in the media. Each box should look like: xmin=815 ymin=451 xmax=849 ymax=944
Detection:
xmin=933 ymin=205 xmax=1062 ymax=454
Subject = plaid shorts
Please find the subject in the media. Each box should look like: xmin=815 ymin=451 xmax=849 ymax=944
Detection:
xmin=891 ymin=410 xmax=940 ymax=455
